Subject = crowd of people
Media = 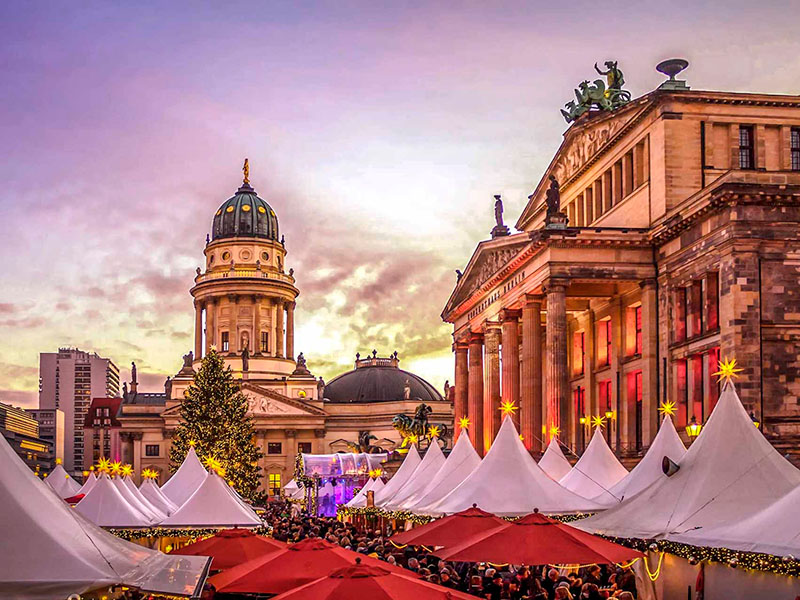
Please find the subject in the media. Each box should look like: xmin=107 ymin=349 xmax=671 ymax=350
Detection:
xmin=263 ymin=500 xmax=639 ymax=600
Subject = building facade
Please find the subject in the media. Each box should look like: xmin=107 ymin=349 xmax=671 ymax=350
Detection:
xmin=443 ymin=70 xmax=800 ymax=462
xmin=1 ymin=402 xmax=53 ymax=475
xmin=27 ymin=408 xmax=65 ymax=464
xmin=38 ymin=349 xmax=120 ymax=474
xmin=84 ymin=397 xmax=123 ymax=465
xmin=116 ymin=167 xmax=452 ymax=491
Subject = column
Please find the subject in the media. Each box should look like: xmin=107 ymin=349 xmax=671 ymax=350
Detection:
xmin=640 ymin=280 xmax=659 ymax=444
xmin=275 ymin=299 xmax=285 ymax=358
xmin=254 ymin=295 xmax=262 ymax=354
xmin=521 ymin=296 xmax=543 ymax=452
xmin=545 ymin=279 xmax=569 ymax=444
xmin=286 ymin=302 xmax=295 ymax=360
xmin=205 ymin=299 xmax=216 ymax=354
xmin=194 ymin=301 xmax=203 ymax=359
xmin=454 ymin=341 xmax=469 ymax=441
xmin=484 ymin=324 xmax=501 ymax=451
xmin=467 ymin=332 xmax=485 ymax=455
xmin=500 ymin=309 xmax=521 ymax=414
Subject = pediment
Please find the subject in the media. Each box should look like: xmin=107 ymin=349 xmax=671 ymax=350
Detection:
xmin=241 ymin=383 xmax=326 ymax=417
xmin=517 ymin=95 xmax=656 ymax=230
xmin=443 ymin=234 xmax=534 ymax=318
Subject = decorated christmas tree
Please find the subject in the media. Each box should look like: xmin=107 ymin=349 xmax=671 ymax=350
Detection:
xmin=170 ymin=349 xmax=264 ymax=503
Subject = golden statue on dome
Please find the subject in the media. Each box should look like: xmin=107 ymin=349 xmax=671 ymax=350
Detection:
xmin=242 ymin=157 xmax=250 ymax=184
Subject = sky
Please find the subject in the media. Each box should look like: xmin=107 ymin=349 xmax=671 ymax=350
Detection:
xmin=1 ymin=0 xmax=799 ymax=408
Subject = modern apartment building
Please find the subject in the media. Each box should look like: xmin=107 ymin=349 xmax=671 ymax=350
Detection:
xmin=0 ymin=401 xmax=53 ymax=475
xmin=26 ymin=408 xmax=65 ymax=463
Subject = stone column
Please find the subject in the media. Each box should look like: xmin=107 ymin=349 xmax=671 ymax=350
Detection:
xmin=286 ymin=302 xmax=296 ymax=360
xmin=467 ymin=332 xmax=485 ymax=455
xmin=484 ymin=324 xmax=502 ymax=450
xmin=194 ymin=301 xmax=203 ymax=359
xmin=521 ymin=296 xmax=543 ymax=452
xmin=454 ymin=341 xmax=469 ymax=441
xmin=275 ymin=299 xmax=285 ymax=358
xmin=254 ymin=295 xmax=262 ymax=354
xmin=640 ymin=280 xmax=659 ymax=445
xmin=205 ymin=299 xmax=216 ymax=354
xmin=500 ymin=309 xmax=521 ymax=420
xmin=545 ymin=279 xmax=569 ymax=444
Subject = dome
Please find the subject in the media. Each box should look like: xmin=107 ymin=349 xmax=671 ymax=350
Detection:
xmin=324 ymin=353 xmax=444 ymax=404
xmin=211 ymin=182 xmax=279 ymax=241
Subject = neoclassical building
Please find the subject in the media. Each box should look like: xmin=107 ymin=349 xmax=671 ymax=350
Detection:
xmin=115 ymin=165 xmax=451 ymax=492
xmin=444 ymin=64 xmax=800 ymax=462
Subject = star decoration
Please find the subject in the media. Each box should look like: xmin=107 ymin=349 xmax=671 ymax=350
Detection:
xmin=188 ymin=440 xmax=196 ymax=447
xmin=549 ymin=425 xmax=560 ymax=436
xmin=96 ymin=457 xmax=111 ymax=473
xmin=592 ymin=415 xmax=607 ymax=429
xmin=499 ymin=400 xmax=518 ymax=416
xmin=141 ymin=469 xmax=158 ymax=480
xmin=204 ymin=456 xmax=226 ymax=476
xmin=55 ymin=458 xmax=62 ymax=465
xmin=658 ymin=400 xmax=677 ymax=417
xmin=120 ymin=464 xmax=134 ymax=477
xmin=458 ymin=417 xmax=471 ymax=429
xmin=110 ymin=461 xmax=122 ymax=475
xmin=713 ymin=357 xmax=744 ymax=383
xmin=519 ymin=434 xmax=525 ymax=442
xmin=428 ymin=425 xmax=441 ymax=439
xmin=407 ymin=434 xmax=418 ymax=445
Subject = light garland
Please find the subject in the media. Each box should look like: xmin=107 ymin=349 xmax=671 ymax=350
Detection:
xmin=109 ymin=525 xmax=270 ymax=541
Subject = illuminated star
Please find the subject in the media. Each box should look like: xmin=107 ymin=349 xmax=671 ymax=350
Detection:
xmin=658 ymin=401 xmax=677 ymax=417
xmin=96 ymin=457 xmax=111 ymax=473
xmin=499 ymin=400 xmax=518 ymax=416
xmin=458 ymin=417 xmax=471 ymax=430
xmin=120 ymin=464 xmax=134 ymax=477
xmin=188 ymin=440 xmax=196 ymax=447
xmin=713 ymin=358 xmax=744 ymax=383
xmin=519 ymin=434 xmax=525 ymax=442
xmin=55 ymin=458 xmax=62 ymax=465
xmin=592 ymin=415 xmax=607 ymax=429
xmin=428 ymin=425 xmax=441 ymax=439
xmin=110 ymin=461 xmax=122 ymax=475
xmin=549 ymin=425 xmax=560 ymax=437
xmin=407 ymin=434 xmax=418 ymax=445
xmin=204 ymin=456 xmax=225 ymax=476
xmin=141 ymin=469 xmax=157 ymax=480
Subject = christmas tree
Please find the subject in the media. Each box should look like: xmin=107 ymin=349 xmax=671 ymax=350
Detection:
xmin=170 ymin=349 xmax=264 ymax=503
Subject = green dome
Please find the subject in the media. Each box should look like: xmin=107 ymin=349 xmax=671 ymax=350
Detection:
xmin=211 ymin=183 xmax=279 ymax=241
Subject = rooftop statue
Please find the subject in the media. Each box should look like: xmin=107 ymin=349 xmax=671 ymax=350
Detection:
xmin=545 ymin=175 xmax=561 ymax=216
xmin=561 ymin=60 xmax=632 ymax=123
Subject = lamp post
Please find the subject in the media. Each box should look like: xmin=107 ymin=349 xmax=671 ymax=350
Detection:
xmin=604 ymin=409 xmax=614 ymax=446
xmin=685 ymin=415 xmax=702 ymax=440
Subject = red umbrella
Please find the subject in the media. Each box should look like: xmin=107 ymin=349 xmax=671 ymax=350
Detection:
xmin=269 ymin=559 xmax=481 ymax=600
xmin=169 ymin=528 xmax=286 ymax=571
xmin=210 ymin=537 xmax=408 ymax=595
xmin=390 ymin=504 xmax=506 ymax=548
xmin=434 ymin=510 xmax=642 ymax=565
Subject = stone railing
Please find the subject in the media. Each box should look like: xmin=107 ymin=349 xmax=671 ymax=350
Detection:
xmin=195 ymin=269 xmax=294 ymax=285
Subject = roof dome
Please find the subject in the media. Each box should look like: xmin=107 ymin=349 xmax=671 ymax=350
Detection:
xmin=211 ymin=182 xmax=279 ymax=242
xmin=324 ymin=352 xmax=444 ymax=404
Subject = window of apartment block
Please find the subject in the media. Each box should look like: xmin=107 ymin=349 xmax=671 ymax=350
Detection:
xmin=792 ymin=128 xmax=800 ymax=171
xmin=260 ymin=331 xmax=269 ymax=353
xmin=145 ymin=444 xmax=159 ymax=457
xmin=268 ymin=473 xmax=281 ymax=496
xmin=739 ymin=125 xmax=755 ymax=170
xmin=298 ymin=442 xmax=312 ymax=454
xmin=596 ymin=319 xmax=612 ymax=367
xmin=627 ymin=370 xmax=643 ymax=451
xmin=267 ymin=442 xmax=282 ymax=455
xmin=221 ymin=331 xmax=229 ymax=352
xmin=573 ymin=331 xmax=585 ymax=376
xmin=705 ymin=272 xmax=720 ymax=331
xmin=574 ymin=386 xmax=586 ymax=452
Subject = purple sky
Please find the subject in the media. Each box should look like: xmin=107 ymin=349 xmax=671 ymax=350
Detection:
xmin=1 ymin=1 xmax=799 ymax=408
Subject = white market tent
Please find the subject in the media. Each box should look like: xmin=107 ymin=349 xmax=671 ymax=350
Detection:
xmin=372 ymin=445 xmax=422 ymax=506
xmin=123 ymin=475 xmax=170 ymax=518
xmin=383 ymin=441 xmax=446 ymax=510
xmin=114 ymin=476 xmax=165 ymax=521
xmin=426 ymin=416 xmax=602 ymax=516
xmin=559 ymin=428 xmax=628 ymax=505
xmin=75 ymin=471 xmax=98 ymax=497
xmin=139 ymin=477 xmax=179 ymax=516
xmin=538 ymin=437 xmax=573 ymax=481
xmin=346 ymin=476 xmax=383 ymax=508
xmin=578 ymin=382 xmax=800 ymax=541
xmin=160 ymin=446 xmax=208 ymax=507
xmin=0 ymin=434 xmax=209 ymax=600
xmin=160 ymin=471 xmax=262 ymax=528
xmin=75 ymin=473 xmax=158 ymax=528
xmin=605 ymin=416 xmax=686 ymax=503
xmin=406 ymin=430 xmax=482 ymax=513
xmin=44 ymin=463 xmax=82 ymax=498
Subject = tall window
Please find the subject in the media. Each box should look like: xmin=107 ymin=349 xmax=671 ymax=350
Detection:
xmin=634 ymin=306 xmax=643 ymax=355
xmin=706 ymin=272 xmax=719 ymax=331
xmin=269 ymin=473 xmax=281 ymax=496
xmin=145 ymin=444 xmax=159 ymax=457
xmin=598 ymin=379 xmax=612 ymax=412
xmin=675 ymin=288 xmax=687 ymax=343
xmin=267 ymin=442 xmax=282 ymax=455
xmin=574 ymin=386 xmax=586 ymax=452
xmin=260 ymin=331 xmax=269 ymax=354
xmin=573 ymin=332 xmax=585 ymax=376
xmin=739 ymin=125 xmax=754 ymax=170
xmin=221 ymin=331 xmax=229 ymax=352
xmin=298 ymin=442 xmax=312 ymax=454
xmin=627 ymin=371 xmax=643 ymax=452
xmin=597 ymin=319 xmax=612 ymax=367
xmin=792 ymin=128 xmax=800 ymax=171
xmin=676 ymin=359 xmax=688 ymax=426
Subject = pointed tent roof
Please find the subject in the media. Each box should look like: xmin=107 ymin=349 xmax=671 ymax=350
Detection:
xmin=384 ymin=442 xmax=446 ymax=510
xmin=114 ymin=477 xmax=165 ymax=521
xmin=373 ymin=445 xmax=422 ymax=506
xmin=605 ymin=416 xmax=686 ymax=502
xmin=406 ymin=431 xmax=482 ymax=513
xmin=75 ymin=473 xmax=157 ymax=528
xmin=123 ymin=476 xmax=169 ymax=518
xmin=0 ymin=434 xmax=209 ymax=599
xmin=76 ymin=471 xmax=98 ymax=497
xmin=139 ymin=477 xmax=179 ymax=516
xmin=45 ymin=463 xmax=82 ymax=498
xmin=161 ymin=471 xmax=262 ymax=528
xmin=346 ymin=477 xmax=379 ymax=508
xmin=559 ymin=428 xmax=628 ymax=505
xmin=160 ymin=446 xmax=208 ymax=507
xmin=427 ymin=416 xmax=602 ymax=516
xmin=538 ymin=438 xmax=573 ymax=481
xmin=578 ymin=382 xmax=800 ymax=540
